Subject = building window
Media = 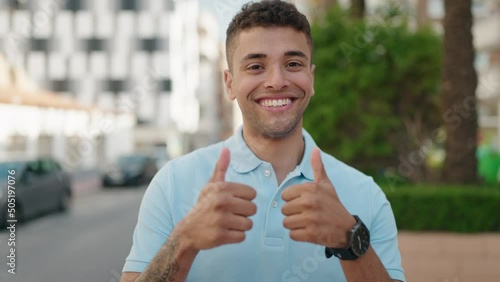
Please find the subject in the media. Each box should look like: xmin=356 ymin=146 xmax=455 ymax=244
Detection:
xmin=160 ymin=79 xmax=172 ymax=92
xmin=51 ymin=79 xmax=72 ymax=92
xmin=140 ymin=38 xmax=159 ymax=52
xmin=86 ymin=38 xmax=106 ymax=52
xmin=7 ymin=0 xmax=25 ymax=9
xmin=65 ymin=0 xmax=83 ymax=11
xmin=105 ymin=79 xmax=127 ymax=92
xmin=30 ymin=38 xmax=50 ymax=52
xmin=121 ymin=0 xmax=137 ymax=11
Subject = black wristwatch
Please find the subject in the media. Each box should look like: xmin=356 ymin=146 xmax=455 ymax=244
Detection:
xmin=325 ymin=215 xmax=370 ymax=260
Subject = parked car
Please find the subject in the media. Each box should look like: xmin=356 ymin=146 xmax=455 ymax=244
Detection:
xmin=0 ymin=158 xmax=72 ymax=228
xmin=102 ymin=154 xmax=158 ymax=187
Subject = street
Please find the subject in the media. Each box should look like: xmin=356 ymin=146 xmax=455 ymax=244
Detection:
xmin=0 ymin=186 xmax=146 ymax=282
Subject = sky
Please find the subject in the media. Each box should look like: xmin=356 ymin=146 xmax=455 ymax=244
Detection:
xmin=199 ymin=0 xmax=254 ymax=39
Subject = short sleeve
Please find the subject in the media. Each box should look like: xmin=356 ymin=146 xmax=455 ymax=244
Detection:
xmin=369 ymin=180 xmax=406 ymax=282
xmin=122 ymin=165 xmax=174 ymax=273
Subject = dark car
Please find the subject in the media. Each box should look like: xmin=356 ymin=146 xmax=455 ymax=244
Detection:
xmin=0 ymin=158 xmax=72 ymax=228
xmin=102 ymin=154 xmax=158 ymax=187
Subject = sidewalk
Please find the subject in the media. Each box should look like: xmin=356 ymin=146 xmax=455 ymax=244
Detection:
xmin=398 ymin=232 xmax=500 ymax=282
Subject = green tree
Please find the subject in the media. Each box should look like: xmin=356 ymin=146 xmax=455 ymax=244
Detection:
xmin=304 ymin=6 xmax=442 ymax=182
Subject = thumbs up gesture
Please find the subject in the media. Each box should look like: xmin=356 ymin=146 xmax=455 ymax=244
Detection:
xmin=175 ymin=148 xmax=257 ymax=251
xmin=281 ymin=148 xmax=356 ymax=248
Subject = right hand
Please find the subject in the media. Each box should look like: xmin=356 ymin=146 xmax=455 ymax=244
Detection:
xmin=175 ymin=147 xmax=257 ymax=251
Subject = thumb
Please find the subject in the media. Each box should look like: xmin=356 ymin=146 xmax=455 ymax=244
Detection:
xmin=210 ymin=147 xmax=230 ymax=182
xmin=311 ymin=147 xmax=328 ymax=183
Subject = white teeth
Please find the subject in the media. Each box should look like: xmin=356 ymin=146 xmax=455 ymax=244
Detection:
xmin=260 ymin=98 xmax=292 ymax=107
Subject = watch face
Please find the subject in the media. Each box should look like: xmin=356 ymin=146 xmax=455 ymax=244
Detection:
xmin=351 ymin=225 xmax=370 ymax=257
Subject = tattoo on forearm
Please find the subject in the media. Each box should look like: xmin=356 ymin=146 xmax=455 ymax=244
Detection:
xmin=159 ymin=237 xmax=180 ymax=281
xmin=138 ymin=236 xmax=181 ymax=281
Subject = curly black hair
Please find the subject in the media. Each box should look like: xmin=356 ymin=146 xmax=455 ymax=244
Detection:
xmin=225 ymin=1 xmax=312 ymax=71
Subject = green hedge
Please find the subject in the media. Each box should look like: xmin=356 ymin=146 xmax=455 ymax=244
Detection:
xmin=381 ymin=185 xmax=500 ymax=232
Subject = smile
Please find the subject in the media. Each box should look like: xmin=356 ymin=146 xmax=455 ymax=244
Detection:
xmin=258 ymin=98 xmax=293 ymax=108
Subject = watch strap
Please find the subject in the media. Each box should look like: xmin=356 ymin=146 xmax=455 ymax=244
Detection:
xmin=324 ymin=215 xmax=368 ymax=260
xmin=325 ymin=246 xmax=358 ymax=260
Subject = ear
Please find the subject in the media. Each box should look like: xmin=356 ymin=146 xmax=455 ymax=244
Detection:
xmin=224 ymin=70 xmax=236 ymax=100
xmin=310 ymin=64 xmax=316 ymax=96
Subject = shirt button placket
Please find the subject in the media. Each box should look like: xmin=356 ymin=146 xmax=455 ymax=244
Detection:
xmin=262 ymin=165 xmax=284 ymax=246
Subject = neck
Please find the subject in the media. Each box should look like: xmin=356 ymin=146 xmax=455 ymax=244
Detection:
xmin=242 ymin=125 xmax=305 ymax=185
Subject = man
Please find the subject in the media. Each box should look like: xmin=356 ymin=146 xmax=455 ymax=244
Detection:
xmin=121 ymin=1 xmax=405 ymax=281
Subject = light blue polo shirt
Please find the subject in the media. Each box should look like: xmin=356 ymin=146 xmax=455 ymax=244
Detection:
xmin=123 ymin=128 xmax=406 ymax=282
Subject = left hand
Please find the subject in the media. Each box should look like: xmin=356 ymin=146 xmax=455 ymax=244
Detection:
xmin=281 ymin=148 xmax=356 ymax=248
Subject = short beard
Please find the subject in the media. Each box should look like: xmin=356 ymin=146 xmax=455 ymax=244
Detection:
xmin=255 ymin=116 xmax=302 ymax=140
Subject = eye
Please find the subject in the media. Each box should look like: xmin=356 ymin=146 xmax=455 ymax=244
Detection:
xmin=287 ymin=61 xmax=303 ymax=68
xmin=247 ymin=64 xmax=263 ymax=71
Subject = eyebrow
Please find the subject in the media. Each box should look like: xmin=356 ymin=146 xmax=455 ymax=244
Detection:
xmin=240 ymin=53 xmax=267 ymax=63
xmin=284 ymin=51 xmax=309 ymax=61
xmin=239 ymin=50 xmax=309 ymax=63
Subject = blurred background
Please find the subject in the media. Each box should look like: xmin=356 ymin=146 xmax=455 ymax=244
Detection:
xmin=0 ymin=0 xmax=498 ymax=281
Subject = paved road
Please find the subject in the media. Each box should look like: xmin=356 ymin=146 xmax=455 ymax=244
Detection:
xmin=0 ymin=186 xmax=146 ymax=282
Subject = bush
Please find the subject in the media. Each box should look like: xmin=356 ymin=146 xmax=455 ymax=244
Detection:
xmin=382 ymin=185 xmax=500 ymax=232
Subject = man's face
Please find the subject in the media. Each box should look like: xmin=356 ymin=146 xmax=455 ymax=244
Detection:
xmin=224 ymin=27 xmax=315 ymax=140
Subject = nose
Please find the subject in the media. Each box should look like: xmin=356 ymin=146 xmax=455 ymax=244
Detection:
xmin=264 ymin=66 xmax=289 ymax=90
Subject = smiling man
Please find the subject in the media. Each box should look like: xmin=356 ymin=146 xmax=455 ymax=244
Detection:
xmin=121 ymin=1 xmax=405 ymax=281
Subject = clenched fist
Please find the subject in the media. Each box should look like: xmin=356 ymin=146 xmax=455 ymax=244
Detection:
xmin=175 ymin=148 xmax=257 ymax=251
xmin=281 ymin=148 xmax=356 ymax=248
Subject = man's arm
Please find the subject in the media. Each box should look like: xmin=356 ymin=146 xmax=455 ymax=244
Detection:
xmin=121 ymin=148 xmax=257 ymax=282
xmin=282 ymin=148 xmax=402 ymax=281
xmin=340 ymin=247 xmax=397 ymax=282
xmin=121 ymin=272 xmax=140 ymax=282
xmin=121 ymin=231 xmax=199 ymax=282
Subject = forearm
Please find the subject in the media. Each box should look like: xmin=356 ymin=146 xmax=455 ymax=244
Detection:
xmin=136 ymin=231 xmax=199 ymax=282
xmin=340 ymin=247 xmax=394 ymax=282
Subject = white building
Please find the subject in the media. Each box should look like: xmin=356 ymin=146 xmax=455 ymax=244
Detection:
xmin=0 ymin=0 xmax=220 ymax=167
xmin=194 ymin=11 xmax=222 ymax=147
xmin=472 ymin=0 xmax=500 ymax=149
xmin=0 ymin=53 xmax=135 ymax=171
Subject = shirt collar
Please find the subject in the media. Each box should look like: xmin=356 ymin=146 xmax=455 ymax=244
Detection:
xmin=298 ymin=129 xmax=316 ymax=181
xmin=224 ymin=126 xmax=317 ymax=181
xmin=224 ymin=127 xmax=262 ymax=173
